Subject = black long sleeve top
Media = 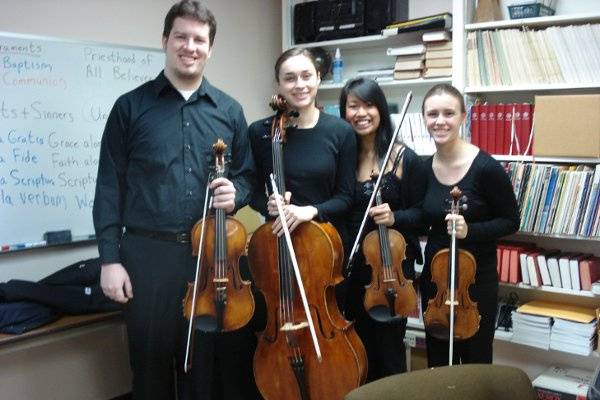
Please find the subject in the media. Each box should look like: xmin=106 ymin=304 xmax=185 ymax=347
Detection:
xmin=248 ymin=111 xmax=356 ymax=226
xmin=422 ymin=151 xmax=520 ymax=283
xmin=348 ymin=146 xmax=427 ymax=265
xmin=93 ymin=72 xmax=254 ymax=264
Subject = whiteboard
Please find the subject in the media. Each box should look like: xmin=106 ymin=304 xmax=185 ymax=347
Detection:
xmin=0 ymin=32 xmax=165 ymax=250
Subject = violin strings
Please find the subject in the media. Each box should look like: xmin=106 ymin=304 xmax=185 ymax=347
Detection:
xmin=273 ymin=132 xmax=293 ymax=326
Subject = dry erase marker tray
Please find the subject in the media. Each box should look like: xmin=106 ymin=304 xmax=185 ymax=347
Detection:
xmin=508 ymin=3 xmax=555 ymax=20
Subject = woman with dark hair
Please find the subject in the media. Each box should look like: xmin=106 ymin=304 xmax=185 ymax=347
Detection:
xmin=249 ymin=47 xmax=356 ymax=237
xmin=340 ymin=77 xmax=427 ymax=380
xmin=419 ymin=83 xmax=519 ymax=367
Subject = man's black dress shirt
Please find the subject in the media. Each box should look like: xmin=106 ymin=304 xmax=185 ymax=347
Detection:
xmin=93 ymin=72 xmax=254 ymax=264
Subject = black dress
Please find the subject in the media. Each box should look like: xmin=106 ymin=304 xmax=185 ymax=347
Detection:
xmin=248 ymin=110 xmax=357 ymax=331
xmin=420 ymin=151 xmax=519 ymax=366
xmin=344 ymin=145 xmax=427 ymax=380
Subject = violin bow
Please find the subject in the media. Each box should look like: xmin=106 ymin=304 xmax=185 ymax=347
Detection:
xmin=183 ymin=177 xmax=212 ymax=373
xmin=449 ymin=214 xmax=457 ymax=366
xmin=269 ymin=173 xmax=323 ymax=362
xmin=345 ymin=91 xmax=413 ymax=274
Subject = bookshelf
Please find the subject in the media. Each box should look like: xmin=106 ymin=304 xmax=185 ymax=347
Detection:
xmin=282 ymin=0 xmax=600 ymax=374
xmin=459 ymin=0 xmax=600 ymax=374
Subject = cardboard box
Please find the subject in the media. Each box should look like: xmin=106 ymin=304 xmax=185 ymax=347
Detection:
xmin=533 ymin=95 xmax=600 ymax=158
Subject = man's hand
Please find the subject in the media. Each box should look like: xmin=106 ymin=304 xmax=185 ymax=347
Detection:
xmin=100 ymin=263 xmax=133 ymax=303
xmin=210 ymin=177 xmax=236 ymax=214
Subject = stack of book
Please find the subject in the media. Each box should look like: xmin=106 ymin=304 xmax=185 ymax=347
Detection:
xmin=423 ymin=30 xmax=453 ymax=78
xmin=550 ymin=317 xmax=597 ymax=356
xmin=386 ymin=44 xmax=425 ymax=80
xmin=511 ymin=310 xmax=552 ymax=350
xmin=512 ymin=300 xmax=598 ymax=356
xmin=533 ymin=366 xmax=594 ymax=400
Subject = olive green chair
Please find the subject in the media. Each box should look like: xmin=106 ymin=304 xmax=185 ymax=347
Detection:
xmin=345 ymin=364 xmax=536 ymax=400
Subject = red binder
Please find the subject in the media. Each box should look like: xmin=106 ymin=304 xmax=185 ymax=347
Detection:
xmin=479 ymin=103 xmax=489 ymax=152
xmin=504 ymin=104 xmax=514 ymax=155
xmin=580 ymin=256 xmax=600 ymax=291
xmin=487 ymin=104 xmax=497 ymax=154
xmin=470 ymin=103 xmax=480 ymax=147
xmin=495 ymin=103 xmax=505 ymax=155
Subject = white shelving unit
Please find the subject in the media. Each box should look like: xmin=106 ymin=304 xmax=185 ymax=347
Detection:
xmin=282 ymin=0 xmax=456 ymax=114
xmin=460 ymin=0 xmax=600 ymax=374
xmin=465 ymin=82 xmax=600 ymax=94
xmin=320 ymin=76 xmax=451 ymax=91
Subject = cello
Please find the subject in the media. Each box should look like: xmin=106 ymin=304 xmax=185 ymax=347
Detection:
xmin=362 ymin=165 xmax=418 ymax=322
xmin=423 ymin=186 xmax=480 ymax=365
xmin=182 ymin=138 xmax=254 ymax=371
xmin=247 ymin=95 xmax=367 ymax=400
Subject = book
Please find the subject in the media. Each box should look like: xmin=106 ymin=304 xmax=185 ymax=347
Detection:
xmin=425 ymin=40 xmax=452 ymax=51
xmin=382 ymin=13 xmax=452 ymax=36
xmin=547 ymin=253 xmax=563 ymax=288
xmin=423 ymin=30 xmax=451 ymax=43
xmin=559 ymin=253 xmax=574 ymax=290
xmin=495 ymin=103 xmax=505 ymax=155
xmin=579 ymin=257 xmax=600 ymax=291
xmin=527 ymin=251 xmax=542 ymax=287
xmin=394 ymin=58 xmax=425 ymax=71
xmin=425 ymin=57 xmax=452 ymax=68
xmin=469 ymin=103 xmax=480 ymax=148
xmin=533 ymin=366 xmax=594 ymax=400
xmin=537 ymin=250 xmax=559 ymax=287
xmin=393 ymin=70 xmax=422 ymax=80
xmin=425 ymin=49 xmax=453 ymax=59
xmin=424 ymin=67 xmax=452 ymax=78
xmin=570 ymin=254 xmax=589 ymax=291
xmin=386 ymin=44 xmax=425 ymax=56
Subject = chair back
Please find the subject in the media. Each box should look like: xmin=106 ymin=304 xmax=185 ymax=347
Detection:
xmin=345 ymin=364 xmax=536 ymax=400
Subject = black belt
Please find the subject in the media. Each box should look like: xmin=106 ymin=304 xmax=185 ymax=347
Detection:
xmin=126 ymin=227 xmax=191 ymax=244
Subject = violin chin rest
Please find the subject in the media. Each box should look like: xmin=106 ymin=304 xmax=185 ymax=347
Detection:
xmin=194 ymin=315 xmax=219 ymax=333
xmin=367 ymin=305 xmax=404 ymax=324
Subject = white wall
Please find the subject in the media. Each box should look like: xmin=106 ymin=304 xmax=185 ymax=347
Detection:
xmin=0 ymin=0 xmax=281 ymax=281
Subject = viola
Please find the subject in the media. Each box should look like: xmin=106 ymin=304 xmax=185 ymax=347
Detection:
xmin=247 ymin=95 xmax=366 ymax=399
xmin=182 ymin=139 xmax=254 ymax=371
xmin=423 ymin=186 xmax=481 ymax=364
xmin=362 ymin=172 xmax=417 ymax=322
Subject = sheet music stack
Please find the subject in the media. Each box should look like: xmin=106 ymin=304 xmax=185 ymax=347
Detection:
xmin=423 ymin=30 xmax=452 ymax=78
xmin=386 ymin=44 xmax=425 ymax=80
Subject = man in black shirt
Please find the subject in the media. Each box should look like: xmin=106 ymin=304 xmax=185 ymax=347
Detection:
xmin=93 ymin=1 xmax=255 ymax=399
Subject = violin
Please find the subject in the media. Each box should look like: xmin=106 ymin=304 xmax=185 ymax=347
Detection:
xmin=182 ymin=139 xmax=254 ymax=371
xmin=362 ymin=170 xmax=418 ymax=322
xmin=423 ymin=186 xmax=480 ymax=364
xmin=247 ymin=95 xmax=366 ymax=399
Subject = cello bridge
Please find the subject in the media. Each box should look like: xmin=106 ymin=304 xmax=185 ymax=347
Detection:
xmin=213 ymin=278 xmax=229 ymax=283
xmin=280 ymin=322 xmax=309 ymax=332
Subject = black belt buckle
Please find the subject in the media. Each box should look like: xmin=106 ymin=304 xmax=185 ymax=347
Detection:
xmin=176 ymin=232 xmax=191 ymax=243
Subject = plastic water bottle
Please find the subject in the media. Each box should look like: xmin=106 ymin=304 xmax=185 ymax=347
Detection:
xmin=332 ymin=48 xmax=343 ymax=84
